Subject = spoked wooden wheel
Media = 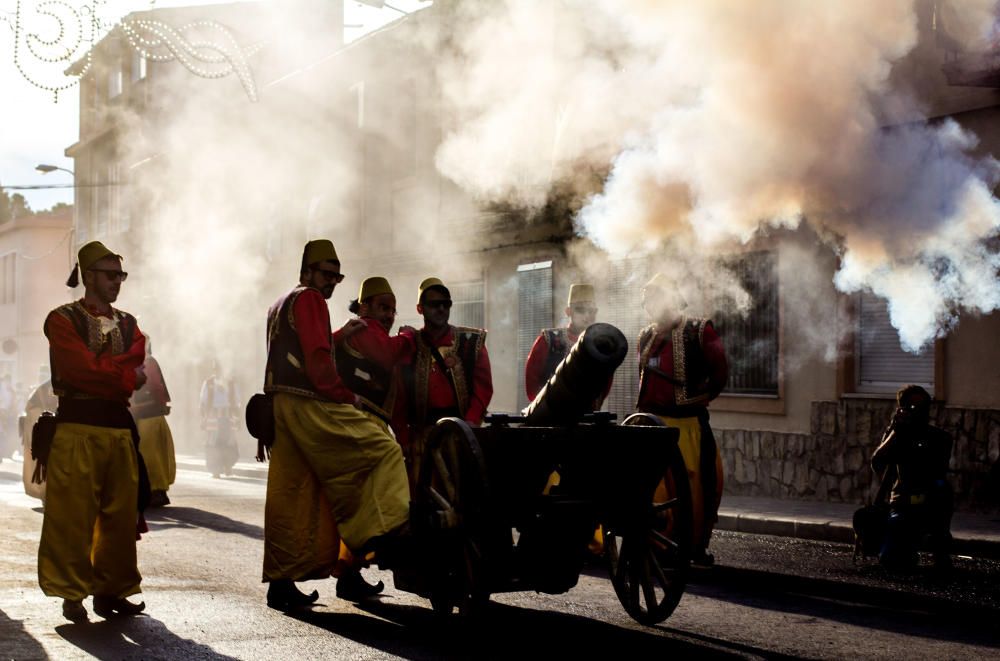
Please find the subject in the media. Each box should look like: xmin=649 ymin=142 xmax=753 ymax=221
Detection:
xmin=418 ymin=418 xmax=491 ymax=616
xmin=606 ymin=413 xmax=693 ymax=625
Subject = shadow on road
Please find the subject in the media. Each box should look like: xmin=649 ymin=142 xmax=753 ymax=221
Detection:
xmin=0 ymin=608 xmax=49 ymax=660
xmin=286 ymin=598 xmax=789 ymax=660
xmin=144 ymin=506 xmax=263 ymax=540
xmin=688 ymin=566 xmax=1000 ymax=649
xmin=57 ymin=614 xmax=238 ymax=660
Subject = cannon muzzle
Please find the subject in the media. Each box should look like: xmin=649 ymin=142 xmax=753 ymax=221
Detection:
xmin=523 ymin=322 xmax=627 ymax=426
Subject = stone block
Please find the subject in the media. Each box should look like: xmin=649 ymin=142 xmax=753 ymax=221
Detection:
xmin=811 ymin=404 xmax=821 ymax=435
xmin=782 ymin=460 xmax=795 ymax=485
xmin=750 ymin=434 xmax=761 ymax=459
xmin=793 ymin=463 xmax=808 ymax=495
xmin=846 ymin=448 xmax=865 ymax=473
xmin=814 ymin=475 xmax=827 ymax=500
xmin=733 ymin=452 xmax=745 ymax=484
xmin=832 ymin=451 xmax=845 ymax=475
xmin=821 ymin=405 xmax=837 ymax=435
xmin=838 ymin=476 xmax=853 ymax=502
xmin=745 ymin=461 xmax=757 ymax=484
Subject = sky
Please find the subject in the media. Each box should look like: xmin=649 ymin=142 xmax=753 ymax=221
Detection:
xmin=0 ymin=0 xmax=429 ymax=212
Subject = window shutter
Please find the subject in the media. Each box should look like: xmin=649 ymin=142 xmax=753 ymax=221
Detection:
xmin=857 ymin=292 xmax=934 ymax=393
xmin=517 ymin=262 xmax=553 ymax=411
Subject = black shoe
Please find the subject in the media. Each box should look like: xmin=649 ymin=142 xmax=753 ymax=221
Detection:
xmin=148 ymin=490 xmax=170 ymax=508
xmin=267 ymin=580 xmax=319 ymax=611
xmin=93 ymin=595 xmax=145 ymax=618
xmin=691 ymin=549 xmax=715 ymax=567
xmin=62 ymin=599 xmax=88 ymax=623
xmin=335 ymin=571 xmax=385 ymax=602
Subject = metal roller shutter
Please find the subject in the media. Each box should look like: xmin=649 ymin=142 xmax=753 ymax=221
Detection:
xmin=857 ymin=292 xmax=934 ymax=393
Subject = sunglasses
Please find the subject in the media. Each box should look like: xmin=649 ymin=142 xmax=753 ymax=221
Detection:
xmin=313 ymin=268 xmax=345 ymax=283
xmin=424 ymin=299 xmax=453 ymax=310
xmin=89 ymin=268 xmax=128 ymax=282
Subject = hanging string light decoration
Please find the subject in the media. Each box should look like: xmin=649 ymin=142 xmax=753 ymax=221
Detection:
xmin=11 ymin=0 xmax=101 ymax=102
xmin=9 ymin=1 xmax=265 ymax=103
xmin=119 ymin=17 xmax=264 ymax=102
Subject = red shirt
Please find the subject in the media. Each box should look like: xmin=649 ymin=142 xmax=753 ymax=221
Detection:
xmin=45 ymin=303 xmax=146 ymax=403
xmin=292 ymin=289 xmax=356 ymax=404
xmin=636 ymin=322 xmax=727 ymax=412
xmin=406 ymin=326 xmax=493 ymax=425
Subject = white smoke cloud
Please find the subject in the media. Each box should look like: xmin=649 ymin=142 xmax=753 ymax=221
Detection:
xmin=427 ymin=0 xmax=1000 ymax=351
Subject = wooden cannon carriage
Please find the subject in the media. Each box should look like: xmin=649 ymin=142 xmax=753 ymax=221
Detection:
xmin=389 ymin=323 xmax=694 ymax=626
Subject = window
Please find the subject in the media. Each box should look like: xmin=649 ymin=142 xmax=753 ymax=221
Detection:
xmin=517 ymin=261 xmax=553 ymax=410
xmin=713 ymin=251 xmax=780 ymax=396
xmin=0 ymin=253 xmax=16 ymax=304
xmin=856 ymin=291 xmax=934 ymax=394
xmin=131 ymin=52 xmax=147 ymax=83
xmin=449 ymin=281 xmax=485 ymax=329
xmin=108 ymin=61 xmax=122 ymax=99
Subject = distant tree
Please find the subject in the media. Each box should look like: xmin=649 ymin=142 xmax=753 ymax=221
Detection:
xmin=0 ymin=185 xmax=10 ymax=225
xmin=10 ymin=193 xmax=32 ymax=220
xmin=46 ymin=202 xmax=73 ymax=214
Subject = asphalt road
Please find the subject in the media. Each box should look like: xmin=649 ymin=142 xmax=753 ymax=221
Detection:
xmin=1 ymin=459 xmax=998 ymax=660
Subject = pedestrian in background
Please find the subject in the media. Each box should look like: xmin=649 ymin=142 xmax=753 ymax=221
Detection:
xmin=131 ymin=336 xmax=176 ymax=506
xmin=871 ymin=384 xmax=953 ymax=571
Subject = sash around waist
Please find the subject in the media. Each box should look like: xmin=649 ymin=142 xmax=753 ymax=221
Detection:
xmin=57 ymin=398 xmax=135 ymax=430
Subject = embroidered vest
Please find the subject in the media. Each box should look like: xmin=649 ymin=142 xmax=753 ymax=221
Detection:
xmin=406 ymin=325 xmax=485 ymax=423
xmin=637 ymin=317 xmax=714 ymax=408
xmin=334 ymin=333 xmax=396 ymax=422
xmin=46 ymin=301 xmax=138 ymax=399
xmin=264 ymin=286 xmax=325 ymax=400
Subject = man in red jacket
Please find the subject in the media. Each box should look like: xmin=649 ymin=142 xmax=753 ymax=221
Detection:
xmin=401 ymin=277 xmax=493 ymax=484
xmin=39 ymin=241 xmax=148 ymax=622
xmin=636 ymin=273 xmax=728 ymax=566
xmin=262 ymin=240 xmax=410 ymax=610
xmin=524 ymin=283 xmax=611 ymax=406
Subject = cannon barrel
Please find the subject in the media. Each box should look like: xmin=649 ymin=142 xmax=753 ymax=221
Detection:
xmin=523 ymin=322 xmax=628 ymax=426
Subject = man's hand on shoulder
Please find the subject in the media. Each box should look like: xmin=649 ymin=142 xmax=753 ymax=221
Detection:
xmin=339 ymin=319 xmax=368 ymax=340
xmin=398 ymin=325 xmax=417 ymax=336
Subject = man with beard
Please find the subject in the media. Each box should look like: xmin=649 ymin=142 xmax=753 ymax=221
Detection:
xmin=327 ymin=275 xmax=416 ymax=598
xmin=636 ymin=272 xmax=728 ymax=566
xmin=262 ymin=241 xmax=410 ymax=610
xmin=39 ymin=241 xmax=148 ymax=622
xmin=401 ymin=277 xmax=493 ymax=485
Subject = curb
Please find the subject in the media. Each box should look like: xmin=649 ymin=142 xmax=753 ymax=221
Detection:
xmin=716 ymin=513 xmax=1000 ymax=560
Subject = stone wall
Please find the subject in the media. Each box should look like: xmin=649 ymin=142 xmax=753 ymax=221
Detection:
xmin=717 ymin=399 xmax=1000 ymax=511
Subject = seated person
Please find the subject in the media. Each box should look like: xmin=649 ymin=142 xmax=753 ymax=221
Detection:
xmin=871 ymin=384 xmax=953 ymax=570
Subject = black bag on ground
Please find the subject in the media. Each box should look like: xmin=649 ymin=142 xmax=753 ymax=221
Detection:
xmin=852 ymin=466 xmax=895 ymax=562
xmin=245 ymin=393 xmax=275 ymax=462
xmin=30 ymin=411 xmax=58 ymax=484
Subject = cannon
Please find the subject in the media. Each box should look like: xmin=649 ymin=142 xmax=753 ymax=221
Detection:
xmin=389 ymin=323 xmax=694 ymax=626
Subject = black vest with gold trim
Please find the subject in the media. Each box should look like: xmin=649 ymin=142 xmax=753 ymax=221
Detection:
xmin=406 ymin=325 xmax=485 ymax=424
xmin=638 ymin=317 xmax=714 ymax=408
xmin=264 ymin=286 xmax=326 ymax=400
xmin=539 ymin=327 xmax=571 ymax=386
xmin=46 ymin=301 xmax=138 ymax=400
xmin=334 ymin=334 xmax=396 ymax=422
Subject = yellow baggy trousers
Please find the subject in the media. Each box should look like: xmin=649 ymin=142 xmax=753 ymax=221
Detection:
xmin=262 ymin=394 xmax=409 ymax=582
xmin=38 ymin=423 xmax=141 ymax=601
xmin=137 ymin=415 xmax=176 ymax=492
xmin=655 ymin=415 xmax=724 ymax=549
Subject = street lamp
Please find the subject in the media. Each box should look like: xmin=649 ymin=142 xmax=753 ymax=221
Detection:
xmin=35 ymin=164 xmax=74 ymax=176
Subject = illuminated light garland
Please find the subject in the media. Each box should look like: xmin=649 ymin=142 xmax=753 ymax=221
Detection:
xmin=9 ymin=1 xmax=263 ymax=103
xmin=119 ymin=18 xmax=263 ymax=101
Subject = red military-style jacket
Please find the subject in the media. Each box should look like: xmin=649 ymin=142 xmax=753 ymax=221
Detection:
xmin=45 ymin=300 xmax=146 ymax=404
xmin=401 ymin=325 xmax=493 ymax=426
xmin=636 ymin=318 xmax=728 ymax=416
xmin=333 ymin=317 xmax=415 ymax=443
